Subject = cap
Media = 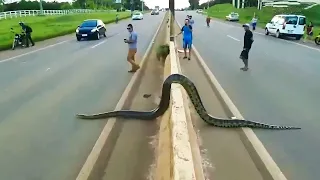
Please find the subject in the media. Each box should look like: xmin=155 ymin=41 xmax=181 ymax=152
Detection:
xmin=242 ymin=23 xmax=250 ymax=27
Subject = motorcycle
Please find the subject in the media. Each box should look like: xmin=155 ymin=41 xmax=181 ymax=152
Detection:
xmin=315 ymin=33 xmax=320 ymax=45
xmin=11 ymin=28 xmax=26 ymax=50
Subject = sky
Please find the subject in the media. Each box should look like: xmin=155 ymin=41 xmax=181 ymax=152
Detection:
xmin=143 ymin=0 xmax=208 ymax=9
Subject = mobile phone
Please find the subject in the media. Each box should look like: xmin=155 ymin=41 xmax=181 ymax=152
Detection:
xmin=124 ymin=39 xmax=127 ymax=40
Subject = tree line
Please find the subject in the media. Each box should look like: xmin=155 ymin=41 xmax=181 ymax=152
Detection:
xmin=0 ymin=0 xmax=150 ymax=12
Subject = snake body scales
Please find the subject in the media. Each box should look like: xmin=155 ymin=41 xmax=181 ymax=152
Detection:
xmin=76 ymin=74 xmax=300 ymax=130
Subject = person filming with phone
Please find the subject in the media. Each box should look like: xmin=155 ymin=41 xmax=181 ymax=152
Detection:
xmin=124 ymin=24 xmax=140 ymax=73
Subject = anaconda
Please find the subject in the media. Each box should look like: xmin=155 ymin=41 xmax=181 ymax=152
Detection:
xmin=76 ymin=74 xmax=300 ymax=130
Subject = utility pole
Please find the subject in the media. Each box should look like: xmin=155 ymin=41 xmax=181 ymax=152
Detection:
xmin=207 ymin=0 xmax=210 ymax=9
xmin=141 ymin=0 xmax=143 ymax=12
xmin=130 ymin=0 xmax=133 ymax=16
xmin=39 ymin=0 xmax=44 ymax=15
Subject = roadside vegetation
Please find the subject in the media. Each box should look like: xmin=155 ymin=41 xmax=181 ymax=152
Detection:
xmin=0 ymin=12 xmax=130 ymax=50
xmin=206 ymin=3 xmax=320 ymax=38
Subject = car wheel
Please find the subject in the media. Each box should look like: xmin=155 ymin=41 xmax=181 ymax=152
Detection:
xmin=275 ymin=30 xmax=281 ymax=38
xmin=96 ymin=32 xmax=100 ymax=40
xmin=76 ymin=37 xmax=81 ymax=41
xmin=295 ymin=35 xmax=302 ymax=40
xmin=315 ymin=37 xmax=320 ymax=45
xmin=265 ymin=28 xmax=269 ymax=35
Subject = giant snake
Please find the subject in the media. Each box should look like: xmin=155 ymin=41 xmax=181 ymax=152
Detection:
xmin=76 ymin=74 xmax=300 ymax=130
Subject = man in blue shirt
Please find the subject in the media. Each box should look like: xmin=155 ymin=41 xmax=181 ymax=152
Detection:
xmin=124 ymin=24 xmax=140 ymax=72
xmin=177 ymin=19 xmax=193 ymax=60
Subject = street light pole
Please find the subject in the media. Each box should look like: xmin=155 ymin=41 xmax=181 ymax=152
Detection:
xmin=130 ymin=0 xmax=133 ymax=16
xmin=39 ymin=0 xmax=44 ymax=15
xmin=141 ymin=0 xmax=143 ymax=12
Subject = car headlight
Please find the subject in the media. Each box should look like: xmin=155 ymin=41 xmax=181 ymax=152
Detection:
xmin=76 ymin=28 xmax=79 ymax=33
xmin=91 ymin=28 xmax=98 ymax=33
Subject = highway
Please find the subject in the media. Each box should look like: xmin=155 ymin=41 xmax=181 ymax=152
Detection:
xmin=176 ymin=11 xmax=320 ymax=180
xmin=0 ymin=13 xmax=164 ymax=180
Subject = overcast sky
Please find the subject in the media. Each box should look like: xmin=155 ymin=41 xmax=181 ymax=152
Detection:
xmin=144 ymin=0 xmax=208 ymax=9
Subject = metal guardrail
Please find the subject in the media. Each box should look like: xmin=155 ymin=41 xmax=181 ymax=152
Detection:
xmin=0 ymin=9 xmax=122 ymax=20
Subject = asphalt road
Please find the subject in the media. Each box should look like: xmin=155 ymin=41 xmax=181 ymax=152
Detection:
xmin=0 ymin=13 xmax=164 ymax=180
xmin=176 ymin=11 xmax=320 ymax=180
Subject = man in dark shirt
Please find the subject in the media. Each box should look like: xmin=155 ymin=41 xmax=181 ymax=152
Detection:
xmin=240 ymin=23 xmax=253 ymax=71
xmin=19 ymin=22 xmax=35 ymax=47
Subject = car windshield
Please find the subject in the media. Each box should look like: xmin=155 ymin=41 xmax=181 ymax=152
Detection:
xmin=134 ymin=13 xmax=141 ymax=15
xmin=80 ymin=20 xmax=97 ymax=27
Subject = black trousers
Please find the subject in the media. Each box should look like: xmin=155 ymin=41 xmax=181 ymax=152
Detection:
xmin=25 ymin=33 xmax=35 ymax=47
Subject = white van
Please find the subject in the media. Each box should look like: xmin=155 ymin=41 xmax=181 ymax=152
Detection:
xmin=265 ymin=14 xmax=306 ymax=40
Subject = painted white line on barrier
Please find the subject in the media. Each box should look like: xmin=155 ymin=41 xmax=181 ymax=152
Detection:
xmin=170 ymin=41 xmax=196 ymax=180
xmin=227 ymin=35 xmax=240 ymax=41
xmin=0 ymin=40 xmax=70 ymax=63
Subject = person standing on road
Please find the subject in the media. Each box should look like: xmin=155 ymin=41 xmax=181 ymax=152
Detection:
xmin=239 ymin=24 xmax=254 ymax=71
xmin=124 ymin=24 xmax=140 ymax=73
xmin=251 ymin=16 xmax=258 ymax=31
xmin=304 ymin=21 xmax=314 ymax=43
xmin=176 ymin=19 xmax=193 ymax=60
xmin=19 ymin=22 xmax=35 ymax=47
xmin=188 ymin=15 xmax=195 ymax=27
xmin=206 ymin=15 xmax=211 ymax=27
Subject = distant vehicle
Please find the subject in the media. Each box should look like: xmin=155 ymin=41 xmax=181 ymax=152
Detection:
xmin=151 ymin=9 xmax=159 ymax=15
xmin=225 ymin=12 xmax=239 ymax=21
xmin=132 ymin=12 xmax=144 ymax=20
xmin=196 ymin=9 xmax=203 ymax=13
xmin=75 ymin=19 xmax=106 ymax=41
xmin=265 ymin=14 xmax=306 ymax=40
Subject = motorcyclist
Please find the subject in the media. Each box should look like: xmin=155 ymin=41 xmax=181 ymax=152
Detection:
xmin=19 ymin=22 xmax=35 ymax=47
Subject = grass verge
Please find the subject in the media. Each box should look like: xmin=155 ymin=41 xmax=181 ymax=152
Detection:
xmin=206 ymin=3 xmax=320 ymax=38
xmin=0 ymin=12 xmax=131 ymax=51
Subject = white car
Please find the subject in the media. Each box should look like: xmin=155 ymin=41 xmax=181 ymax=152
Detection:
xmin=132 ymin=12 xmax=143 ymax=20
xmin=265 ymin=14 xmax=306 ymax=40
xmin=225 ymin=12 xmax=239 ymax=21
xmin=196 ymin=9 xmax=203 ymax=13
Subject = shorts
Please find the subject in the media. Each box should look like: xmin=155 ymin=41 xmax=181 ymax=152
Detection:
xmin=183 ymin=39 xmax=192 ymax=49
xmin=127 ymin=48 xmax=137 ymax=60
xmin=240 ymin=49 xmax=250 ymax=60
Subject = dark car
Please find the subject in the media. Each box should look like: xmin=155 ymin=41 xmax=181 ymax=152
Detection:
xmin=76 ymin=19 xmax=106 ymax=41
xmin=151 ymin=10 xmax=159 ymax=15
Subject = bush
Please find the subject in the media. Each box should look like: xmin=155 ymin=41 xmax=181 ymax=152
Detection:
xmin=0 ymin=12 xmax=131 ymax=50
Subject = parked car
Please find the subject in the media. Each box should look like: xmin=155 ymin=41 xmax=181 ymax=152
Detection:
xmin=132 ymin=12 xmax=143 ymax=20
xmin=225 ymin=12 xmax=239 ymax=21
xmin=151 ymin=9 xmax=159 ymax=15
xmin=75 ymin=19 xmax=106 ymax=41
xmin=265 ymin=14 xmax=306 ymax=40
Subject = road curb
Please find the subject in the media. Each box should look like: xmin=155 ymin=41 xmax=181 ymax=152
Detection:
xmin=75 ymin=13 xmax=167 ymax=180
xmin=176 ymin=20 xmax=287 ymax=180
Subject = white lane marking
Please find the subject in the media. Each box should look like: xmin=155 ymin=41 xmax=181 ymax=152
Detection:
xmin=227 ymin=35 xmax=240 ymax=41
xmin=46 ymin=68 xmax=50 ymax=71
xmin=214 ymin=20 xmax=320 ymax=52
xmin=91 ymin=39 xmax=107 ymax=48
xmin=0 ymin=40 xmax=70 ymax=63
